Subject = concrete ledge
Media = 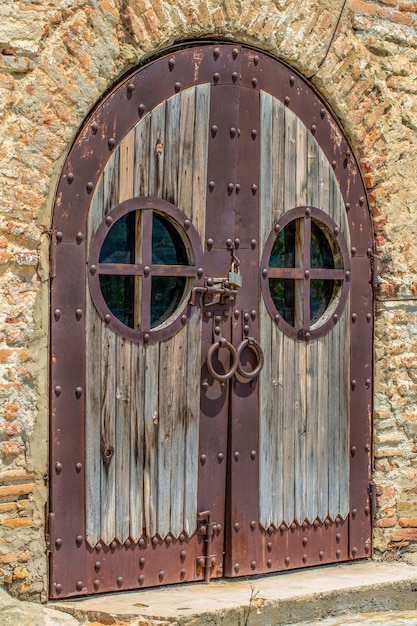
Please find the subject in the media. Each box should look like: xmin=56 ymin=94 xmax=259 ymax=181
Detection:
xmin=51 ymin=561 xmax=417 ymax=626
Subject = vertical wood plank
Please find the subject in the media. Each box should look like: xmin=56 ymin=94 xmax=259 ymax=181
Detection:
xmin=130 ymin=341 xmax=145 ymax=541
xmin=178 ymin=88 xmax=196 ymax=216
xmin=134 ymin=113 xmax=151 ymax=197
xmin=115 ymin=337 xmax=131 ymax=543
xmin=100 ymin=327 xmax=117 ymax=544
xmin=192 ymin=84 xmax=210 ymax=240
xmin=282 ymin=333 xmax=296 ymax=525
xmin=339 ymin=305 xmax=351 ymax=519
xmin=143 ymin=343 xmax=159 ymax=538
xmin=306 ymin=336 xmax=320 ymax=523
xmin=163 ymin=94 xmax=181 ymax=205
xmin=317 ymin=334 xmax=329 ymax=521
xmin=85 ymin=177 xmax=104 ymax=546
xmin=294 ymin=341 xmax=307 ymax=524
xmin=272 ymin=97 xmax=286 ymax=221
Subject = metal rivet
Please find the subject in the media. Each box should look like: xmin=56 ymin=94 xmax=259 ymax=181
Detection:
xmin=75 ymin=387 xmax=83 ymax=398
xmin=250 ymin=450 xmax=257 ymax=460
xmin=213 ymin=73 xmax=220 ymax=83
xmin=75 ymin=462 xmax=82 ymax=473
xmin=168 ymin=58 xmax=175 ymax=70
xmin=55 ymin=583 xmax=63 ymax=593
xmin=228 ymin=183 xmax=235 ymax=193
xmin=365 ymin=544 xmax=370 ymax=554
xmin=55 ymin=462 xmax=63 ymax=474
xmin=365 ymin=506 xmax=370 ymax=516
xmin=181 ymin=315 xmax=187 ymax=325
xmin=138 ymin=103 xmax=145 ymax=116
xmin=95 ymin=561 xmax=101 ymax=571
xmin=183 ymin=219 xmax=190 ymax=231
xmin=213 ymin=48 xmax=220 ymax=60
xmin=95 ymin=543 xmax=102 ymax=552
xmin=359 ymin=196 xmax=365 ymax=206
xmin=152 ymin=536 xmax=159 ymax=546
xmin=345 ymin=270 xmax=351 ymax=281
xmin=209 ymin=181 xmax=215 ymax=192
xmin=54 ymin=309 xmax=62 ymax=321
xmin=86 ymin=181 xmax=94 ymax=193
xmin=280 ymin=524 xmax=286 ymax=532
xmin=75 ymin=309 xmax=83 ymax=320
xmin=302 ymin=537 xmax=308 ymax=546
xmin=226 ymin=238 xmax=233 ymax=248
xmin=180 ymin=550 xmax=187 ymax=561
xmin=76 ymin=535 xmax=83 ymax=546
xmin=334 ymin=226 xmax=340 ymax=236
xmin=110 ymin=540 xmax=117 ymax=550
xmin=125 ymin=539 xmax=132 ymax=548
xmin=104 ymin=314 xmax=111 ymax=325
xmin=325 ymin=519 xmax=331 ymax=528
xmin=91 ymin=122 xmax=99 ymax=134
xmin=159 ymin=570 xmax=165 ymax=581
xmin=251 ymin=521 xmax=257 ymax=530
xmin=232 ymin=47 xmax=239 ymax=58
xmin=366 ymin=313 xmax=372 ymax=323
xmin=314 ymin=520 xmax=320 ymax=528
xmin=232 ymin=72 xmax=239 ymax=83
xmin=289 ymin=76 xmax=295 ymax=86
xmin=127 ymin=83 xmax=135 ymax=93
xmin=251 ymin=184 xmax=258 ymax=194
xmin=76 ymin=581 xmax=83 ymax=591
xmin=234 ymin=451 xmax=240 ymax=461
xmin=165 ymin=536 xmax=172 ymax=545
xmin=365 ymin=378 xmax=371 ymax=388
xmin=251 ymin=560 xmax=256 ymax=570
xmin=311 ymin=124 xmax=317 ymax=135
xmin=235 ymin=184 xmax=241 ymax=193
xmin=351 ymin=445 xmax=357 ymax=456
xmin=108 ymin=138 xmax=116 ymax=149
xmin=332 ymin=161 xmax=337 ymax=169
xmin=217 ymin=452 xmax=224 ymax=463
xmin=284 ymin=96 xmax=290 ymax=106
xmin=305 ymin=332 xmax=311 ymax=341
xmin=174 ymin=82 xmax=181 ymax=92
xmin=234 ymin=310 xmax=240 ymax=319
xmin=333 ymin=314 xmax=339 ymax=323
xmin=139 ymin=538 xmax=146 ymax=547
xmin=319 ymin=551 xmax=324 ymax=560
xmin=285 ymin=556 xmax=290 ymax=565
xmin=302 ymin=521 xmax=308 ymax=530
xmin=251 ymin=129 xmax=257 ymax=139
xmin=230 ymin=127 xmax=237 ymax=138
xmin=267 ymin=541 xmax=272 ymax=551
xmin=352 ymin=313 xmax=357 ymax=322
xmin=200 ymin=454 xmax=207 ymax=465
xmin=351 ymin=246 xmax=357 ymax=256
xmin=351 ymin=380 xmax=357 ymax=390
xmin=234 ymin=522 xmax=240 ymax=531
xmin=252 ymin=77 xmax=258 ymax=88
xmin=304 ymin=270 xmax=310 ymax=279
xmin=76 ymin=232 xmax=83 ymax=244
xmin=180 ymin=568 xmax=186 ymax=577
xmin=93 ymin=579 xmax=100 ymax=590
xmin=302 ymin=554 xmax=308 ymax=563
xmin=262 ymin=268 xmax=268 ymax=278
xmin=336 ymin=549 xmax=341 ymax=558
xmin=90 ymin=265 xmax=97 ymax=275
xmin=268 ymin=526 xmax=274 ymax=536
xmin=56 ymin=231 xmax=63 ymax=243
xmin=290 ymin=522 xmax=297 ymax=531
xmin=352 ymin=547 xmax=358 ymax=556
xmin=138 ymin=574 xmax=145 ymax=584
xmin=305 ymin=207 xmax=311 ymax=217
xmin=346 ymin=203 xmax=351 ymax=211
xmin=211 ymin=125 xmax=218 ymax=137
xmin=54 ymin=385 xmax=62 ymax=396
xmin=365 ymin=443 xmax=370 ymax=453
xmin=320 ymin=108 xmax=326 ymax=119
xmin=67 ymin=172 xmax=74 ymax=183
xmin=234 ymin=563 xmax=240 ymax=573
xmin=267 ymin=559 xmax=272 ymax=567
xmin=144 ymin=265 xmax=151 ymax=276
xmin=352 ymin=509 xmax=358 ymax=519
xmin=336 ymin=533 xmax=341 ymax=542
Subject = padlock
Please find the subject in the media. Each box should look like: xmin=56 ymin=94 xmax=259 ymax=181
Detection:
xmin=228 ymin=261 xmax=242 ymax=289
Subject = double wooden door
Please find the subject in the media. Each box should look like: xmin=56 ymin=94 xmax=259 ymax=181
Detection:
xmin=49 ymin=44 xmax=373 ymax=598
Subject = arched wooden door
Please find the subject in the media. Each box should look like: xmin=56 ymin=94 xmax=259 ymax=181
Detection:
xmin=49 ymin=44 xmax=373 ymax=598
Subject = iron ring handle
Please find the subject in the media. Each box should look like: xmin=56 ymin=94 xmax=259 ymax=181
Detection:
xmin=206 ymin=339 xmax=239 ymax=382
xmin=236 ymin=337 xmax=264 ymax=380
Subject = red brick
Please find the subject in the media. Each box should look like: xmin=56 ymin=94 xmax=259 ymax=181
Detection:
xmin=378 ymin=6 xmax=414 ymax=23
xmin=348 ymin=0 xmax=377 ymax=15
xmin=391 ymin=528 xmax=417 ymax=542
xmin=1 ymin=441 xmax=25 ymax=458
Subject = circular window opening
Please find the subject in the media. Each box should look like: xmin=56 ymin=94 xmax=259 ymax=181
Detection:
xmin=88 ymin=197 xmax=204 ymax=344
xmin=261 ymin=207 xmax=351 ymax=341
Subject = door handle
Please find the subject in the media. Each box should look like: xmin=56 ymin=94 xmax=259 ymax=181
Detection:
xmin=206 ymin=338 xmax=239 ymax=381
xmin=236 ymin=337 xmax=264 ymax=380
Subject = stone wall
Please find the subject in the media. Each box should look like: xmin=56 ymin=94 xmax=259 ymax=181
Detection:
xmin=0 ymin=0 xmax=416 ymax=600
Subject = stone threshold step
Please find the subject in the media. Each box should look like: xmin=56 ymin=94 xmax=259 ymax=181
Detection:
xmin=51 ymin=561 xmax=417 ymax=626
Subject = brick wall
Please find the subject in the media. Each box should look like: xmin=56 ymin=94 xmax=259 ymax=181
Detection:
xmin=0 ymin=0 xmax=416 ymax=598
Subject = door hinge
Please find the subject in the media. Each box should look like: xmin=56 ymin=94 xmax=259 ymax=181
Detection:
xmin=368 ymin=480 xmax=377 ymax=517
xmin=197 ymin=510 xmax=217 ymax=583
xmin=368 ymin=251 xmax=378 ymax=290
xmin=45 ymin=509 xmax=56 ymax=553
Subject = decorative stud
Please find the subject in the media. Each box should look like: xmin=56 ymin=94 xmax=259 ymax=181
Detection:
xmin=234 ymin=563 xmax=240 ymax=573
xmin=93 ymin=579 xmax=100 ymax=590
xmin=346 ymin=203 xmax=351 ymax=211
xmin=213 ymin=48 xmax=220 ymax=60
xmin=352 ymin=547 xmax=358 ymax=556
xmin=152 ymin=536 xmax=159 ymax=546
xmin=230 ymin=127 xmax=237 ymax=138
xmin=56 ymin=232 xmax=64 ymax=243
xmin=110 ymin=541 xmax=117 ymax=550
xmin=200 ymin=454 xmax=207 ymax=465
xmin=251 ymin=521 xmax=257 ymax=530
xmin=319 ymin=551 xmax=324 ymax=560
xmin=267 ymin=559 xmax=272 ymax=567
xmin=138 ymin=538 xmax=146 ymax=547
xmin=91 ymin=122 xmax=99 ymax=134
xmin=76 ymin=581 xmax=83 ymax=591
xmin=180 ymin=550 xmax=187 ymax=561
xmin=54 ymin=309 xmax=62 ymax=321
xmin=138 ymin=103 xmax=146 ymax=116
xmin=232 ymin=72 xmax=239 ymax=83
xmin=95 ymin=543 xmax=102 ymax=552
xmin=138 ymin=574 xmax=145 ymax=584
xmin=232 ymin=47 xmax=239 ymax=59
xmin=67 ymin=172 xmax=74 ymax=183
xmin=251 ymin=184 xmax=258 ymax=194
xmin=351 ymin=313 xmax=357 ymax=323
xmin=284 ymin=96 xmax=290 ymax=106
xmin=168 ymin=58 xmax=175 ymax=70
xmin=86 ymin=181 xmax=94 ymax=193
xmin=55 ymin=583 xmax=63 ymax=593
xmin=302 ymin=554 xmax=308 ymax=563
xmin=234 ymin=451 xmax=240 ymax=461
xmin=55 ymin=538 xmax=62 ymax=549
xmin=108 ymin=138 xmax=116 ymax=149
xmin=332 ymin=161 xmax=337 ymax=169
xmin=251 ymin=129 xmax=258 ymax=139
xmin=311 ymin=124 xmax=317 ymax=135
xmin=75 ymin=462 xmax=82 ymax=473
xmin=351 ymin=380 xmax=357 ymax=390
xmin=320 ymin=108 xmax=326 ymax=119
xmin=352 ymin=509 xmax=358 ymax=519
xmin=251 ymin=561 xmax=257 ymax=570
xmin=302 ymin=537 xmax=308 ymax=546
xmin=209 ymin=181 xmax=215 ymax=192
xmin=218 ymin=452 xmax=224 ymax=463
xmin=117 ymin=576 xmax=123 ymax=587
xmin=165 ymin=536 xmax=172 ymax=545
xmin=252 ymin=77 xmax=258 ymax=88
xmin=76 ymin=535 xmax=83 ymax=546
xmin=234 ymin=522 xmax=240 ymax=531
xmin=75 ymin=309 xmax=83 ymax=320
xmin=75 ymin=387 xmax=83 ymax=398
xmin=213 ymin=73 xmax=220 ymax=84
xmin=127 ymin=83 xmax=135 ymax=93
xmin=95 ymin=561 xmax=101 ymax=571
xmin=285 ymin=556 xmax=290 ymax=566
xmin=54 ymin=386 xmax=62 ymax=396
xmin=289 ymin=76 xmax=295 ymax=87
xmin=174 ymin=82 xmax=181 ymax=92
xmin=336 ymin=549 xmax=341 ymax=558
xmin=181 ymin=315 xmax=187 ymax=325
xmin=76 ymin=232 xmax=83 ymax=244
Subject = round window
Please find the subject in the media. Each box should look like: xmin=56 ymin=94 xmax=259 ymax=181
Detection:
xmin=260 ymin=207 xmax=351 ymax=341
xmin=88 ymin=197 xmax=204 ymax=343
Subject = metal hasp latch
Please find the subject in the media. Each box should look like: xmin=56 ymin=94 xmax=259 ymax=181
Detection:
xmin=197 ymin=510 xmax=217 ymax=583
xmin=189 ymin=278 xmax=238 ymax=306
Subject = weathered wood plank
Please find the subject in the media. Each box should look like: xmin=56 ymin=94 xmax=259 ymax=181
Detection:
xmin=316 ymin=334 xmax=329 ymax=522
xmin=178 ymin=88 xmax=196 ymax=217
xmin=149 ymin=101 xmax=166 ymax=198
xmin=115 ymin=337 xmax=131 ymax=543
xmin=294 ymin=341 xmax=307 ymax=524
xmin=100 ymin=327 xmax=117 ymax=544
xmin=85 ymin=176 xmax=104 ymax=547
xmin=163 ymin=94 xmax=181 ymax=205
xmin=143 ymin=343 xmax=159 ymax=538
xmin=339 ymin=305 xmax=351 ymax=519
xmin=129 ymin=341 xmax=145 ymax=541
xmin=282 ymin=333 xmax=296 ymax=526
xmin=192 ymin=84 xmax=210 ymax=240
xmin=134 ymin=113 xmax=151 ymax=197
